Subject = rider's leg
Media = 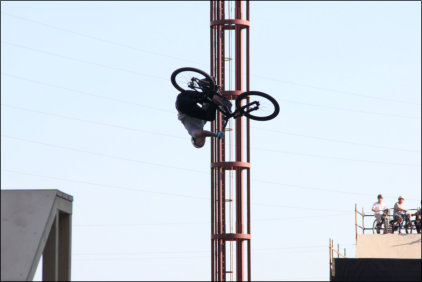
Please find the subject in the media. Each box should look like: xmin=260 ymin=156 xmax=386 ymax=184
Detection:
xmin=211 ymin=93 xmax=232 ymax=110
xmin=192 ymin=129 xmax=218 ymax=139
xmin=202 ymin=102 xmax=218 ymax=122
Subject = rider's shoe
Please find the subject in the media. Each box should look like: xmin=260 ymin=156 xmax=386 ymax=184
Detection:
xmin=215 ymin=131 xmax=225 ymax=139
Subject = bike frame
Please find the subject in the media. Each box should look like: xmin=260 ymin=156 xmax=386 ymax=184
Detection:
xmin=374 ymin=209 xmax=389 ymax=234
xmin=190 ymin=78 xmax=259 ymax=131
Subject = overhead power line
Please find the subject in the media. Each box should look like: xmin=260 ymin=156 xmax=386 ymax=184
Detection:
xmin=73 ymin=244 xmax=334 ymax=257
xmin=3 ymin=11 xmax=419 ymax=106
xmin=1 ymin=134 xmax=206 ymax=175
xmin=5 ymin=103 xmax=419 ymax=154
xmin=253 ymin=179 xmax=375 ymax=197
xmin=3 ymin=39 xmax=419 ymax=120
xmin=253 ymin=147 xmax=421 ymax=167
xmin=2 ymin=135 xmax=420 ymax=199
xmin=252 ymin=126 xmax=420 ymax=153
xmin=1 ymin=169 xmax=354 ymax=212
xmin=274 ymin=96 xmax=420 ymax=119
xmin=3 ymin=74 xmax=420 ymax=154
xmin=253 ymin=74 xmax=420 ymax=106
xmin=73 ymin=213 xmax=349 ymax=228
xmin=2 ymin=104 xmax=183 ymax=140
xmin=3 ymin=131 xmax=419 ymax=168
xmin=1 ymin=73 xmax=173 ymax=113
xmin=1 ymin=41 xmax=168 ymax=81
xmin=253 ymin=179 xmax=419 ymax=202
xmin=1 ymin=11 xmax=204 ymax=65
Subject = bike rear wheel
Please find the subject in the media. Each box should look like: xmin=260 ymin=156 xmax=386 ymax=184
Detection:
xmin=405 ymin=220 xmax=414 ymax=234
xmin=235 ymin=91 xmax=280 ymax=121
xmin=171 ymin=67 xmax=216 ymax=93
xmin=372 ymin=220 xmax=380 ymax=234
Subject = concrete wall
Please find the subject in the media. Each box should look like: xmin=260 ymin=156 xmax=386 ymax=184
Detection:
xmin=1 ymin=189 xmax=73 ymax=281
xmin=356 ymin=234 xmax=421 ymax=259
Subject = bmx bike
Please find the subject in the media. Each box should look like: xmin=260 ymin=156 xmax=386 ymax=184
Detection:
xmin=372 ymin=209 xmax=389 ymax=234
xmin=171 ymin=67 xmax=280 ymax=130
xmin=389 ymin=213 xmax=414 ymax=234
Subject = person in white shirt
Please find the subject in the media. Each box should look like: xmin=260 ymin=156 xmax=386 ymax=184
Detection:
xmin=372 ymin=194 xmax=387 ymax=232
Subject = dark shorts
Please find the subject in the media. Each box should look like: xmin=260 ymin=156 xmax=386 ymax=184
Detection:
xmin=175 ymin=91 xmax=217 ymax=122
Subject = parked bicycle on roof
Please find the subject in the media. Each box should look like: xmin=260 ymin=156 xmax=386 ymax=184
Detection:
xmin=372 ymin=194 xmax=388 ymax=234
xmin=390 ymin=195 xmax=414 ymax=233
xmin=408 ymin=201 xmax=422 ymax=234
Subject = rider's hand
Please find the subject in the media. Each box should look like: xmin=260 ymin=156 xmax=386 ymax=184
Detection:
xmin=215 ymin=131 xmax=225 ymax=139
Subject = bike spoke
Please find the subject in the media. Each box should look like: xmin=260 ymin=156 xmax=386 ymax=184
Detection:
xmin=242 ymin=96 xmax=276 ymax=118
xmin=174 ymin=71 xmax=210 ymax=92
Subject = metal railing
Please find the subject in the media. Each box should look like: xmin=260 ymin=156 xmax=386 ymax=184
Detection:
xmin=329 ymin=238 xmax=346 ymax=279
xmin=354 ymin=203 xmax=418 ymax=241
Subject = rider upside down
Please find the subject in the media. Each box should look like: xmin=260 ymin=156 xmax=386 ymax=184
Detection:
xmin=172 ymin=67 xmax=280 ymax=149
xmin=175 ymin=90 xmax=231 ymax=148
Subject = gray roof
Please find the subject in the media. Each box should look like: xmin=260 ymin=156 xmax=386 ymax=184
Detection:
xmin=1 ymin=189 xmax=73 ymax=281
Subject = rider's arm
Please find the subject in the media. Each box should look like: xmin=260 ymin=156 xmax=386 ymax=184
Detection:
xmin=397 ymin=206 xmax=406 ymax=212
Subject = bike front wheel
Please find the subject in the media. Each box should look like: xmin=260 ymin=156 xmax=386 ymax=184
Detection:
xmin=405 ymin=221 xmax=414 ymax=234
xmin=372 ymin=220 xmax=380 ymax=234
xmin=171 ymin=67 xmax=216 ymax=93
xmin=235 ymin=91 xmax=280 ymax=121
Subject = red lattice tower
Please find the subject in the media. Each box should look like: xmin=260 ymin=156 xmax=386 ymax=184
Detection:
xmin=210 ymin=1 xmax=251 ymax=281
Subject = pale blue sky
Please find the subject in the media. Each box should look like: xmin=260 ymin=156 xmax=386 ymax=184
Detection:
xmin=1 ymin=1 xmax=421 ymax=281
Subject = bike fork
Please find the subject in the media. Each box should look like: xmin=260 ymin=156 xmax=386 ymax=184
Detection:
xmin=221 ymin=118 xmax=229 ymax=131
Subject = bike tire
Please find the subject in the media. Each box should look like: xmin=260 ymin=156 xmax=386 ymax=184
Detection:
xmin=171 ymin=67 xmax=216 ymax=93
xmin=405 ymin=221 xmax=414 ymax=234
xmin=372 ymin=220 xmax=379 ymax=234
xmin=235 ymin=91 xmax=280 ymax=121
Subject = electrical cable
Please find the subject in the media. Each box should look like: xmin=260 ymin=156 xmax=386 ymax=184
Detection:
xmin=2 ymin=79 xmax=419 ymax=153
xmin=252 ymin=126 xmax=420 ymax=153
xmin=73 ymin=213 xmax=349 ymax=228
xmin=2 ymin=127 xmax=421 ymax=167
xmin=2 ymin=169 xmax=362 ymax=211
xmin=253 ymin=74 xmax=420 ymax=106
xmin=1 ymin=134 xmax=206 ymax=174
xmin=253 ymin=147 xmax=421 ymax=167
xmin=1 ymin=11 xmax=204 ymax=65
xmin=2 ymin=135 xmax=420 ymax=199
xmin=1 ymin=41 xmax=168 ymax=81
xmin=3 ymin=11 xmax=419 ymax=106
xmin=1 ymin=73 xmax=173 ymax=113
